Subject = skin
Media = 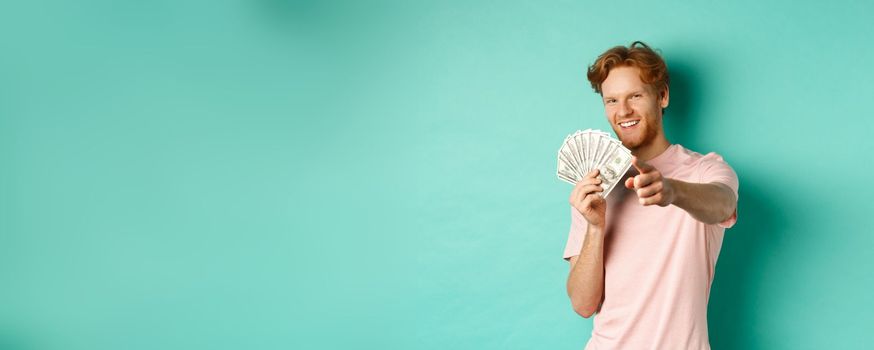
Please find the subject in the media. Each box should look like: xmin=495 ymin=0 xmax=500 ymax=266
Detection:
xmin=565 ymin=66 xmax=737 ymax=318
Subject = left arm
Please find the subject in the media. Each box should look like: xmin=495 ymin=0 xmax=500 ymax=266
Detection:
xmin=665 ymin=179 xmax=736 ymax=225
xmin=625 ymin=157 xmax=736 ymax=225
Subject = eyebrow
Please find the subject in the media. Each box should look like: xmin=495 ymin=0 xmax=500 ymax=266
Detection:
xmin=603 ymin=90 xmax=645 ymax=99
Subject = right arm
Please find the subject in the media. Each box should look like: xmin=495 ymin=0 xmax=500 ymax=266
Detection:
xmin=566 ymin=169 xmax=607 ymax=318
xmin=567 ymin=224 xmax=605 ymax=318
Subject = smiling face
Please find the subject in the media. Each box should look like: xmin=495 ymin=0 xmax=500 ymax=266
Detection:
xmin=600 ymin=66 xmax=670 ymax=153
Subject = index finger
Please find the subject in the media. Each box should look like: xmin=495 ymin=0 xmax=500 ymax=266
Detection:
xmin=631 ymin=156 xmax=655 ymax=174
xmin=574 ymin=172 xmax=603 ymax=188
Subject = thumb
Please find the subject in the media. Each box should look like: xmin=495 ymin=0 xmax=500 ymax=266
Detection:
xmin=624 ymin=177 xmax=635 ymax=189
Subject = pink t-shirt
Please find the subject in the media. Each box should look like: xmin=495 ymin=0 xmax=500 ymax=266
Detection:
xmin=563 ymin=144 xmax=739 ymax=350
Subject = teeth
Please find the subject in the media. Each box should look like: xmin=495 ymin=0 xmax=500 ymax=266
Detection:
xmin=620 ymin=120 xmax=639 ymax=127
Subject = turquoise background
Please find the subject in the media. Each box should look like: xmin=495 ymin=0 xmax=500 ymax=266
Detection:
xmin=1 ymin=0 xmax=872 ymax=349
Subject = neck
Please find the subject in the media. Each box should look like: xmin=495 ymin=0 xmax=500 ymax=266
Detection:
xmin=631 ymin=135 xmax=671 ymax=162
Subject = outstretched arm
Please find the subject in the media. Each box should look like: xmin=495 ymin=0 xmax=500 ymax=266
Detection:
xmin=667 ymin=179 xmax=735 ymax=224
xmin=625 ymin=157 xmax=736 ymax=225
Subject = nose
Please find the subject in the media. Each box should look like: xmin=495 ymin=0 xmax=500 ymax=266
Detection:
xmin=617 ymin=100 xmax=633 ymax=117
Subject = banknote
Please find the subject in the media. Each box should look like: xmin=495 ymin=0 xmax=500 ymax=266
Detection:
xmin=556 ymin=129 xmax=633 ymax=198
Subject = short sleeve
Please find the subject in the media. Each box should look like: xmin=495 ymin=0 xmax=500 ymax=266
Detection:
xmin=562 ymin=206 xmax=587 ymax=261
xmin=698 ymin=152 xmax=739 ymax=228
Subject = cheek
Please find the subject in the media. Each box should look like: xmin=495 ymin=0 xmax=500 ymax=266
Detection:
xmin=633 ymin=103 xmax=657 ymax=119
xmin=632 ymin=99 xmax=651 ymax=110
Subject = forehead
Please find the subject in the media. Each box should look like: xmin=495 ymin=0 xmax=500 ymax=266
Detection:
xmin=601 ymin=66 xmax=648 ymax=96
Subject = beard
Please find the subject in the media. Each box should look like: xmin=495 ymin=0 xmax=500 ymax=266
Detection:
xmin=612 ymin=118 xmax=661 ymax=151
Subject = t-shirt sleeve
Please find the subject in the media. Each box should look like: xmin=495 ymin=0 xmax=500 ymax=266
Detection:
xmin=698 ymin=152 xmax=739 ymax=228
xmin=562 ymin=206 xmax=587 ymax=261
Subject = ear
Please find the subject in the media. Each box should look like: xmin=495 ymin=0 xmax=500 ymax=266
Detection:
xmin=659 ymin=85 xmax=670 ymax=109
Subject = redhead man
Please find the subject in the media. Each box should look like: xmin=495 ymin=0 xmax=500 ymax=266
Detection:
xmin=563 ymin=41 xmax=739 ymax=350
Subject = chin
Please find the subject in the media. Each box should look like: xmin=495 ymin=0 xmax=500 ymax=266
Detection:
xmin=618 ymin=136 xmax=642 ymax=150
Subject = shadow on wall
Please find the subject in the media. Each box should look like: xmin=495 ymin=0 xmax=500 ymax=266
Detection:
xmin=663 ymin=56 xmax=788 ymax=349
xmin=0 ymin=331 xmax=36 ymax=350
xmin=662 ymin=57 xmax=705 ymax=148
xmin=707 ymin=176 xmax=786 ymax=349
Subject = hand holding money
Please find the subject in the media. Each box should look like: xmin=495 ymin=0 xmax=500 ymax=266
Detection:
xmin=624 ymin=156 xmax=676 ymax=207
xmin=556 ymin=129 xmax=633 ymax=199
xmin=569 ymin=169 xmax=607 ymax=227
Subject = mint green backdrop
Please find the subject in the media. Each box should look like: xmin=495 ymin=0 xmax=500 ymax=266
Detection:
xmin=1 ymin=1 xmax=872 ymax=349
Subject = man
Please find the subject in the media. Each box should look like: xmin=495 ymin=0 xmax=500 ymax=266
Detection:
xmin=563 ymin=41 xmax=739 ymax=349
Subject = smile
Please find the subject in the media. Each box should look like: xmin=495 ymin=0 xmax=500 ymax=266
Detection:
xmin=619 ymin=120 xmax=640 ymax=128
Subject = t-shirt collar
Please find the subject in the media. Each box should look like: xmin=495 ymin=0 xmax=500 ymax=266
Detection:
xmin=645 ymin=143 xmax=679 ymax=168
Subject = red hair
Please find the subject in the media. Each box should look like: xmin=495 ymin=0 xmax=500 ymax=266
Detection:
xmin=587 ymin=41 xmax=670 ymax=95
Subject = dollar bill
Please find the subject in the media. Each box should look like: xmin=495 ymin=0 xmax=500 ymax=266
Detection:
xmin=558 ymin=149 xmax=582 ymax=180
xmin=598 ymin=145 xmax=633 ymax=197
xmin=562 ymin=138 xmax=584 ymax=179
xmin=555 ymin=129 xmax=633 ymax=198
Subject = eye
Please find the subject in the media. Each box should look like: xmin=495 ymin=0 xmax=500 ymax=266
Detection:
xmin=632 ymin=94 xmax=643 ymax=99
xmin=605 ymin=99 xmax=616 ymax=104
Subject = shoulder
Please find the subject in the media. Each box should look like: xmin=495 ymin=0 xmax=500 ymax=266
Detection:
xmin=673 ymin=144 xmax=734 ymax=171
xmin=674 ymin=144 xmax=739 ymax=195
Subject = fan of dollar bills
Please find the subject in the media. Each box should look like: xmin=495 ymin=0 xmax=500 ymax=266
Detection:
xmin=556 ymin=129 xmax=633 ymax=198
